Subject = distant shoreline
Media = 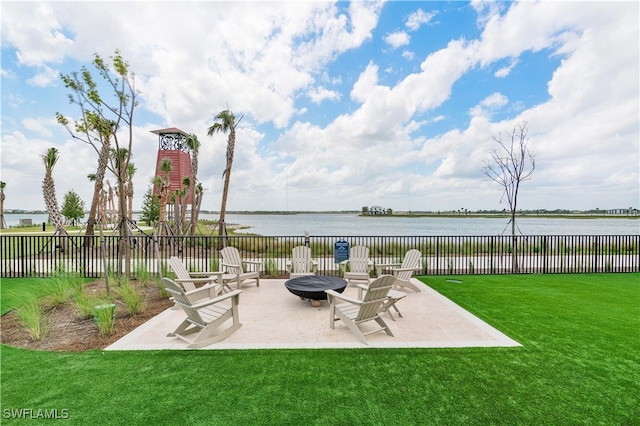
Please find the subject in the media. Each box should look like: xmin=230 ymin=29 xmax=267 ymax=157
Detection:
xmin=3 ymin=211 xmax=638 ymax=221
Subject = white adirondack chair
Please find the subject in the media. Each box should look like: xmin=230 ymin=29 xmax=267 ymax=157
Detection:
xmin=378 ymin=249 xmax=423 ymax=292
xmin=286 ymin=246 xmax=318 ymax=278
xmin=162 ymin=278 xmax=242 ymax=348
xmin=339 ymin=245 xmax=373 ymax=286
xmin=325 ymin=275 xmax=396 ymax=345
xmin=356 ymin=284 xmax=407 ymax=321
xmin=219 ymin=247 xmax=261 ymax=290
xmin=167 ymin=256 xmax=225 ymax=301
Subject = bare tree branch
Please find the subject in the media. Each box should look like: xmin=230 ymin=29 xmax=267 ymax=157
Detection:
xmin=482 ymin=122 xmax=535 ymax=271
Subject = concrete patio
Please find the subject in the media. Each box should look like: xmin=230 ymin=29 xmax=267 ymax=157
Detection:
xmin=105 ymin=278 xmax=521 ymax=350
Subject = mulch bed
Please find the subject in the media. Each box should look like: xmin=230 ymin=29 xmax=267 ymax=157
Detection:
xmin=1 ymin=279 xmax=173 ymax=352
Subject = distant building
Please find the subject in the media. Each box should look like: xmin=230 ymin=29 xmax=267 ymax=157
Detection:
xmin=365 ymin=206 xmax=392 ymax=215
xmin=608 ymin=208 xmax=638 ymax=216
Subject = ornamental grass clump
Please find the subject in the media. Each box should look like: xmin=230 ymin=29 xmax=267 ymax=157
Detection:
xmin=73 ymin=291 xmax=103 ymax=319
xmin=45 ymin=263 xmax=84 ymax=306
xmin=17 ymin=299 xmax=49 ymax=340
xmin=94 ymin=301 xmax=116 ymax=337
xmin=155 ymin=279 xmax=170 ymax=299
xmin=117 ymin=276 xmax=146 ymax=316
xmin=134 ymin=260 xmax=152 ymax=286
xmin=264 ymin=254 xmax=278 ymax=276
xmin=44 ymin=276 xmax=71 ymax=307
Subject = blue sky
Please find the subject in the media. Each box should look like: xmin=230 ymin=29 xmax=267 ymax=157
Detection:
xmin=1 ymin=1 xmax=638 ymax=213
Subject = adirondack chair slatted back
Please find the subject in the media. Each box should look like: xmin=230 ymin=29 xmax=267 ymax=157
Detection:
xmin=349 ymin=246 xmax=370 ymax=274
xmin=355 ymin=275 xmax=394 ymax=322
xmin=168 ymin=257 xmax=197 ymax=292
xmin=220 ymin=247 xmax=242 ymax=274
xmin=396 ymin=249 xmax=422 ymax=281
xmin=163 ymin=278 xmax=206 ymax=326
xmin=291 ymin=246 xmax=312 ymax=274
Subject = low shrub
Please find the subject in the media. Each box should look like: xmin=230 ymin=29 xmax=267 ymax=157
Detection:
xmin=117 ymin=277 xmax=146 ymax=316
xmin=94 ymin=301 xmax=116 ymax=337
xmin=17 ymin=299 xmax=48 ymax=340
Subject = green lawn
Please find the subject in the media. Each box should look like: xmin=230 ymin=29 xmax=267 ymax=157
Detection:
xmin=1 ymin=273 xmax=638 ymax=425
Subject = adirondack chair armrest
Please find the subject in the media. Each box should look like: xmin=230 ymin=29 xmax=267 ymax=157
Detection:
xmin=242 ymin=260 xmax=262 ymax=266
xmin=187 ymin=271 xmax=222 ymax=277
xmin=183 ymin=283 xmax=220 ymax=298
xmin=392 ymin=267 xmax=420 ymax=274
xmin=355 ymin=283 xmax=406 ymax=300
xmin=189 ymin=290 xmax=242 ymax=309
xmin=221 ymin=261 xmax=241 ymax=269
xmin=377 ymin=262 xmax=401 ymax=269
xmin=325 ymin=289 xmax=363 ymax=306
xmin=174 ymin=277 xmax=219 ymax=284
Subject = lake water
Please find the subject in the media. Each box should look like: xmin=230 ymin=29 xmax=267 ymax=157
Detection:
xmin=4 ymin=212 xmax=638 ymax=236
xmin=219 ymin=213 xmax=639 ymax=236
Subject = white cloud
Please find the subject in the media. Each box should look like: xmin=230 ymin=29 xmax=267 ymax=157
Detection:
xmin=307 ymin=86 xmax=341 ymax=104
xmin=350 ymin=62 xmax=380 ymax=103
xmin=27 ymin=66 xmax=59 ymax=87
xmin=401 ymin=50 xmax=415 ymax=60
xmin=384 ymin=31 xmax=410 ymax=49
xmin=21 ymin=118 xmax=54 ymax=137
xmin=406 ymin=9 xmax=437 ymax=31
xmin=469 ymin=93 xmax=509 ymax=118
xmin=0 ymin=1 xmax=637 ymax=212
xmin=494 ymin=58 xmax=519 ymax=78
xmin=1 ymin=2 xmax=73 ymax=66
xmin=1 ymin=68 xmax=16 ymax=79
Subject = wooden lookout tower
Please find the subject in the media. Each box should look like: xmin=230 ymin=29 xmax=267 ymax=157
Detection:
xmin=151 ymin=127 xmax=193 ymax=204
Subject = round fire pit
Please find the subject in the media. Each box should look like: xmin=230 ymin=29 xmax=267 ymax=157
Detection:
xmin=284 ymin=275 xmax=347 ymax=304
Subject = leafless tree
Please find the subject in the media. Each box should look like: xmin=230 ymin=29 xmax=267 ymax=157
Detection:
xmin=482 ymin=122 xmax=535 ymax=272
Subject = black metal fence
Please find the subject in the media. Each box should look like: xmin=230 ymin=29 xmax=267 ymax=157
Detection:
xmin=1 ymin=234 xmax=638 ymax=278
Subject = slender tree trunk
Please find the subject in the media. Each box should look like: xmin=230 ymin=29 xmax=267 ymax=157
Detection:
xmin=511 ymin=185 xmax=519 ymax=273
xmin=191 ymin=188 xmax=202 ymax=237
xmin=218 ymin=130 xmax=235 ymax=248
xmin=117 ymin=167 xmax=130 ymax=276
xmin=189 ymin=157 xmax=199 ymax=237
xmin=218 ymin=167 xmax=231 ymax=248
xmin=85 ymin=140 xmax=110 ymax=245
xmin=0 ymin=190 xmax=5 ymax=229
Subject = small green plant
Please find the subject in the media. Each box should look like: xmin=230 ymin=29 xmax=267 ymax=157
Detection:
xmin=156 ymin=279 xmax=170 ymax=299
xmin=135 ymin=261 xmax=152 ymax=286
xmin=160 ymin=260 xmax=174 ymax=279
xmin=468 ymin=261 xmax=475 ymax=274
xmin=94 ymin=301 xmax=116 ymax=337
xmin=264 ymin=255 xmax=277 ymax=276
xmin=45 ymin=276 xmax=70 ymax=306
xmin=117 ymin=276 xmax=146 ymax=316
xmin=73 ymin=290 xmax=102 ymax=319
xmin=209 ymin=257 xmax=219 ymax=272
xmin=17 ymin=299 xmax=49 ymax=340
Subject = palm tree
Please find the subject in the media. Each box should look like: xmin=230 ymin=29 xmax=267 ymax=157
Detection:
xmin=178 ymin=176 xmax=191 ymax=234
xmin=156 ymin=158 xmax=173 ymax=240
xmin=207 ymin=109 xmax=242 ymax=245
xmin=185 ymin=133 xmax=201 ymax=237
xmin=0 ymin=181 xmax=6 ymax=229
xmin=125 ymin=162 xmax=137 ymax=221
xmin=40 ymin=148 xmax=68 ymax=237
